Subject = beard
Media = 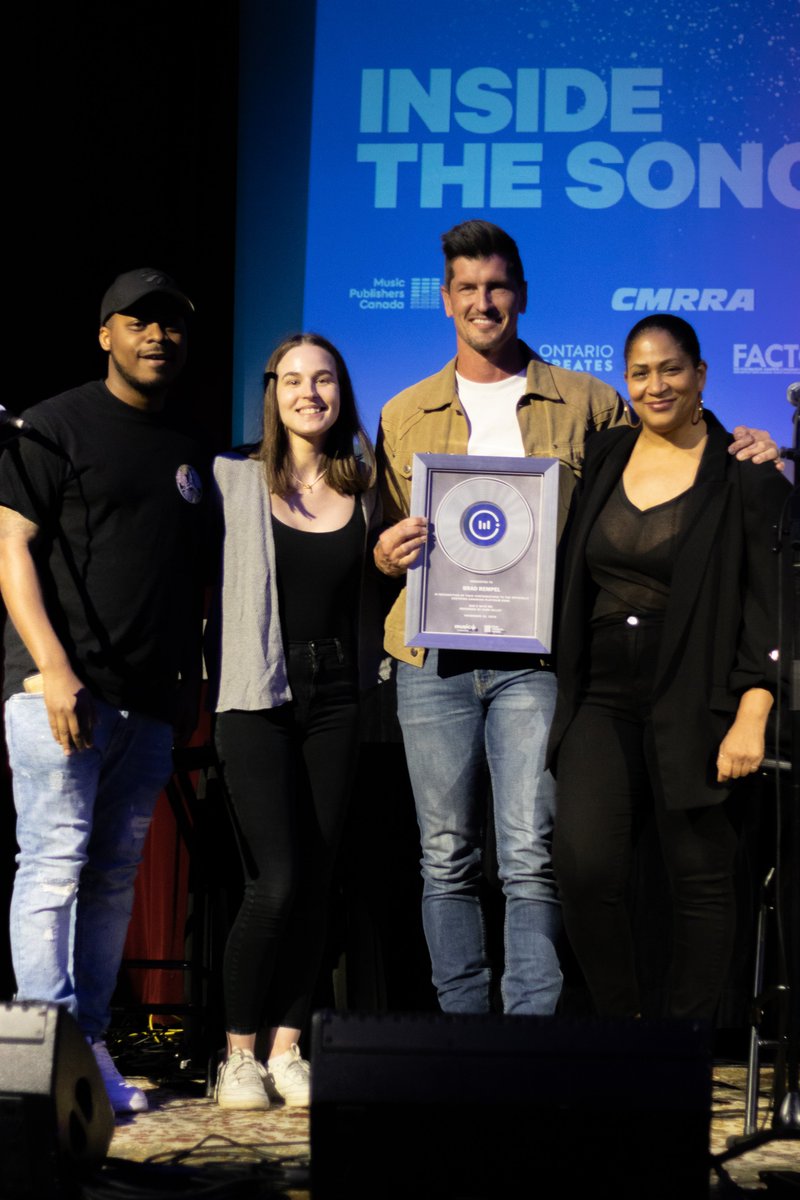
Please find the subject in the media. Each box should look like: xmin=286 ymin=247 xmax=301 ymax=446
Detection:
xmin=110 ymin=351 xmax=180 ymax=395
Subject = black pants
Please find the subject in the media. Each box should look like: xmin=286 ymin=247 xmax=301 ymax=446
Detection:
xmin=215 ymin=639 xmax=359 ymax=1034
xmin=553 ymin=616 xmax=738 ymax=1019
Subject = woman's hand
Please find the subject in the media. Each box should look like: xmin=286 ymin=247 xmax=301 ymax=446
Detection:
xmin=716 ymin=687 xmax=773 ymax=782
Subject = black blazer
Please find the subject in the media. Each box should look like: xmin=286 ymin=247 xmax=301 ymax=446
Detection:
xmin=546 ymin=412 xmax=790 ymax=810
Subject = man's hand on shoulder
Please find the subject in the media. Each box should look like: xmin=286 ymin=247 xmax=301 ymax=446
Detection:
xmin=40 ymin=664 xmax=95 ymax=755
xmin=374 ymin=517 xmax=428 ymax=577
xmin=729 ymin=426 xmax=784 ymax=468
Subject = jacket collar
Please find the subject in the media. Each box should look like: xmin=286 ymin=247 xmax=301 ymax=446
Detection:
xmin=693 ymin=409 xmax=736 ymax=484
xmin=574 ymin=410 xmax=734 ymax=685
xmin=416 ymin=341 xmax=563 ymax=411
xmin=564 ymin=408 xmax=734 ymax=619
xmin=580 ymin=408 xmax=732 ymax=494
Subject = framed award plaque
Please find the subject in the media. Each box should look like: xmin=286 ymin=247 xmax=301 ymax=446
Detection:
xmin=404 ymin=454 xmax=561 ymax=654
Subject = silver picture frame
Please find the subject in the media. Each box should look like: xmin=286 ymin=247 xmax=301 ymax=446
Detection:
xmin=405 ymin=453 xmax=561 ymax=654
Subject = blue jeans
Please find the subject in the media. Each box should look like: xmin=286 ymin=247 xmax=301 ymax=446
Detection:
xmin=5 ymin=692 xmax=173 ymax=1038
xmin=396 ymin=650 xmax=562 ymax=1015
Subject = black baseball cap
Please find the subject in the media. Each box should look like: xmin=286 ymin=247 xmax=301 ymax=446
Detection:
xmin=99 ymin=268 xmax=194 ymax=325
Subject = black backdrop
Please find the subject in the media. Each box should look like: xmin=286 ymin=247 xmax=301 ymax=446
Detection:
xmin=1 ymin=0 xmax=240 ymax=998
xmin=11 ymin=1 xmax=238 ymax=439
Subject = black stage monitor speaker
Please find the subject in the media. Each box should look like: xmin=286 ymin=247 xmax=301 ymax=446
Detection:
xmin=0 ymin=1002 xmax=114 ymax=1199
xmin=311 ymin=1010 xmax=713 ymax=1200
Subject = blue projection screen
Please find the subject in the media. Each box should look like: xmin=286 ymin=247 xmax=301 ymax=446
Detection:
xmin=235 ymin=0 xmax=799 ymax=449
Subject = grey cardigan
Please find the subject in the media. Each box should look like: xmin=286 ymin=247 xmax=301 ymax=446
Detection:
xmin=207 ymin=453 xmax=381 ymax=713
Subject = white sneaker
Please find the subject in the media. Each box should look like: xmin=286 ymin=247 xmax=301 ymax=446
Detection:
xmin=266 ymin=1044 xmax=310 ymax=1106
xmin=215 ymin=1048 xmax=270 ymax=1110
xmin=90 ymin=1039 xmax=148 ymax=1114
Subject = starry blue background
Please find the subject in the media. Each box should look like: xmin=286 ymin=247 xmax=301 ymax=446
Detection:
xmin=237 ymin=0 xmax=798 ymax=447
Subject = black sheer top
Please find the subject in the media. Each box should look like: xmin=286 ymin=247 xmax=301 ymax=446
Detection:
xmin=586 ymin=480 xmax=693 ymax=621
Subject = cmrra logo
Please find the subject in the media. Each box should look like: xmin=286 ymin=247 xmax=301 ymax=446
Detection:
xmin=611 ymin=287 xmax=754 ymax=312
xmin=733 ymin=343 xmax=800 ymax=374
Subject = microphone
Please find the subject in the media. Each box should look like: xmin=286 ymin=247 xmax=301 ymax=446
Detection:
xmin=0 ymin=406 xmax=33 ymax=434
xmin=777 ymin=381 xmax=800 ymax=463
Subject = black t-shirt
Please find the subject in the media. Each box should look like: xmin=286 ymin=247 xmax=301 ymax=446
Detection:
xmin=0 ymin=380 xmax=210 ymax=722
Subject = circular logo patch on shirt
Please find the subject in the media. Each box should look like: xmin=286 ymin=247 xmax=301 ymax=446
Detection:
xmin=175 ymin=464 xmax=203 ymax=504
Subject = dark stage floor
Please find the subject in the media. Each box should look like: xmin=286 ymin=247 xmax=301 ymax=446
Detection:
xmin=54 ymin=1043 xmax=800 ymax=1199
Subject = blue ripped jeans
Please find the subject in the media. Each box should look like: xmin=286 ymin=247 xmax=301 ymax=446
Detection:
xmin=396 ymin=650 xmax=562 ymax=1015
xmin=5 ymin=692 xmax=173 ymax=1038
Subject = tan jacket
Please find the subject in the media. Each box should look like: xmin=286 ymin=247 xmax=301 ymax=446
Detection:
xmin=377 ymin=343 xmax=629 ymax=665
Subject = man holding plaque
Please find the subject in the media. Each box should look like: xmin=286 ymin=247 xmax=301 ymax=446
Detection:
xmin=374 ymin=219 xmax=777 ymax=1016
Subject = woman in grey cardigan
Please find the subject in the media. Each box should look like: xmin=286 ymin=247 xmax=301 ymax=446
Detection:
xmin=208 ymin=333 xmax=378 ymax=1109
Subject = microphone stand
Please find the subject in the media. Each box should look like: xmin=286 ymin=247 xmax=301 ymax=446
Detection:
xmin=712 ymin=388 xmax=800 ymax=1184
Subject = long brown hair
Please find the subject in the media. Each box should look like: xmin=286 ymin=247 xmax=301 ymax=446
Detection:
xmin=257 ymin=333 xmax=375 ymax=497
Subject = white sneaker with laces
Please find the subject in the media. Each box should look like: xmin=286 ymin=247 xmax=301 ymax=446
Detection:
xmin=215 ymin=1048 xmax=270 ymax=1110
xmin=266 ymin=1043 xmax=311 ymax=1106
xmin=90 ymin=1039 xmax=148 ymax=1114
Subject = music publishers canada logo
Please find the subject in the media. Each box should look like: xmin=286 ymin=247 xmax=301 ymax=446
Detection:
xmin=346 ymin=275 xmax=442 ymax=311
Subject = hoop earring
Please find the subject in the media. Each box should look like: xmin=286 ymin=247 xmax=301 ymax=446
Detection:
xmin=691 ymin=393 xmax=704 ymax=425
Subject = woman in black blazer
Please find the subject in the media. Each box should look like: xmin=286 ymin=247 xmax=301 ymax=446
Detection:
xmin=547 ymin=314 xmax=789 ymax=1019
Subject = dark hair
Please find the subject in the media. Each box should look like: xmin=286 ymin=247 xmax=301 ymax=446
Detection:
xmin=441 ymin=220 xmax=525 ymax=287
xmin=623 ymin=314 xmax=702 ymax=367
xmin=257 ymin=333 xmax=375 ymax=497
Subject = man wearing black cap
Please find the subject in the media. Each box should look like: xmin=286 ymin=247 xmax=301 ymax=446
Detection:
xmin=0 ymin=268 xmax=208 ymax=1113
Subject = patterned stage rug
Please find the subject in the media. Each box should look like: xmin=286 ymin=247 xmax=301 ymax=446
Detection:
xmin=79 ymin=1061 xmax=798 ymax=1199
xmin=105 ymin=1082 xmax=310 ymax=1197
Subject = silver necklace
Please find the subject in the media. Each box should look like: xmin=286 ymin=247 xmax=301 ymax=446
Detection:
xmin=290 ymin=467 xmax=326 ymax=493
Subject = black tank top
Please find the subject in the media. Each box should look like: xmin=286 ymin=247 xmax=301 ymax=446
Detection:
xmin=272 ymin=501 xmax=365 ymax=642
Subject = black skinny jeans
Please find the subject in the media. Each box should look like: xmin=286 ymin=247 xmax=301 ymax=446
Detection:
xmin=215 ymin=639 xmax=359 ymax=1034
xmin=553 ymin=616 xmax=738 ymax=1019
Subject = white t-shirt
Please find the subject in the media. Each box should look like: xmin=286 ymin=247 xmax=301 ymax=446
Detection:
xmin=456 ymin=370 xmax=527 ymax=456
